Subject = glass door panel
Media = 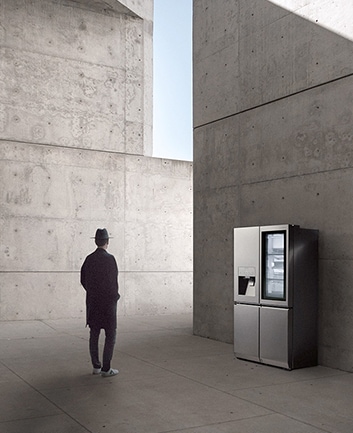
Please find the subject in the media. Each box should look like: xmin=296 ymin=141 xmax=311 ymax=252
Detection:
xmin=262 ymin=232 xmax=286 ymax=301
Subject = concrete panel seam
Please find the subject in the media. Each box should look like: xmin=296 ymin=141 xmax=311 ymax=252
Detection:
xmin=0 ymin=139 xmax=144 ymax=158
xmin=0 ymin=271 xmax=80 ymax=273
xmin=195 ymin=166 xmax=353 ymax=191
xmin=194 ymin=71 xmax=353 ymax=130
xmin=0 ymin=43 xmax=128 ymax=70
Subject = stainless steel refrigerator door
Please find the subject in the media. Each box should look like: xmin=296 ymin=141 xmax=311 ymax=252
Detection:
xmin=234 ymin=226 xmax=260 ymax=304
xmin=234 ymin=304 xmax=260 ymax=362
xmin=260 ymin=306 xmax=292 ymax=369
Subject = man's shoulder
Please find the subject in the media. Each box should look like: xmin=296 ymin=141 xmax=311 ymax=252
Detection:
xmin=97 ymin=249 xmax=117 ymax=262
xmin=85 ymin=250 xmax=98 ymax=259
xmin=83 ymin=249 xmax=100 ymax=263
xmin=105 ymin=251 xmax=117 ymax=262
xmin=84 ymin=249 xmax=116 ymax=263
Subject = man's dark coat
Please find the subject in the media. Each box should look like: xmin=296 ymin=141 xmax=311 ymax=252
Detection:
xmin=80 ymin=248 xmax=120 ymax=329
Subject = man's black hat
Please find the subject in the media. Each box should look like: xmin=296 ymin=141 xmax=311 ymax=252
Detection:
xmin=94 ymin=228 xmax=110 ymax=240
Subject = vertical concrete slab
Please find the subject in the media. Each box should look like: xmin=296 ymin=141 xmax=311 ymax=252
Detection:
xmin=122 ymin=156 xmax=193 ymax=316
xmin=125 ymin=157 xmax=193 ymax=271
xmin=193 ymin=0 xmax=353 ymax=371
xmin=0 ymin=0 xmax=193 ymax=320
xmin=194 ymin=0 xmax=353 ymax=128
xmin=0 ymin=0 xmax=148 ymax=155
xmin=193 ymin=186 xmax=238 ymax=342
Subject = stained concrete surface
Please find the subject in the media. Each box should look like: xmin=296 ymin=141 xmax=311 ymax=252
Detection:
xmin=0 ymin=314 xmax=352 ymax=433
xmin=1 ymin=0 xmax=186 ymax=323
xmin=0 ymin=140 xmax=193 ymax=320
xmin=193 ymin=0 xmax=353 ymax=372
xmin=0 ymin=0 xmax=151 ymax=155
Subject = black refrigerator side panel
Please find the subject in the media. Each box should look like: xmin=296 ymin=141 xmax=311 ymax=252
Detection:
xmin=292 ymin=228 xmax=319 ymax=368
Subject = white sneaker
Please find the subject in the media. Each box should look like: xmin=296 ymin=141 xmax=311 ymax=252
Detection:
xmin=101 ymin=368 xmax=119 ymax=377
xmin=92 ymin=368 xmax=101 ymax=375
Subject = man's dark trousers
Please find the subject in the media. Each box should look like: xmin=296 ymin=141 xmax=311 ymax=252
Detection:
xmin=89 ymin=326 xmax=116 ymax=372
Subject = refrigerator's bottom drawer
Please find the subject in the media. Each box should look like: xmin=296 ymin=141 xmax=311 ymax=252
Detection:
xmin=234 ymin=304 xmax=259 ymax=362
xmin=260 ymin=306 xmax=291 ymax=369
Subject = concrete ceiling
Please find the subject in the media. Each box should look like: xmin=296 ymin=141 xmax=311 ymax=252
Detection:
xmin=51 ymin=0 xmax=136 ymax=17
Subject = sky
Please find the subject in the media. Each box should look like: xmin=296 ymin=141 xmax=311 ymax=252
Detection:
xmin=152 ymin=0 xmax=193 ymax=161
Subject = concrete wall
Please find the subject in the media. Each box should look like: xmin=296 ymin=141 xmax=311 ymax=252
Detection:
xmin=193 ymin=0 xmax=353 ymax=371
xmin=0 ymin=0 xmax=152 ymax=155
xmin=0 ymin=0 xmax=193 ymax=320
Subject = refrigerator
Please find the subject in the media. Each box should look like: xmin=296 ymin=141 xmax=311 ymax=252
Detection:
xmin=234 ymin=224 xmax=318 ymax=370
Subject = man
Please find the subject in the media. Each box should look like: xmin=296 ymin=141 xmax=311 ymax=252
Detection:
xmin=81 ymin=228 xmax=120 ymax=377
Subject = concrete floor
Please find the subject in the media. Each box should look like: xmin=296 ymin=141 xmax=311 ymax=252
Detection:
xmin=0 ymin=313 xmax=352 ymax=433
